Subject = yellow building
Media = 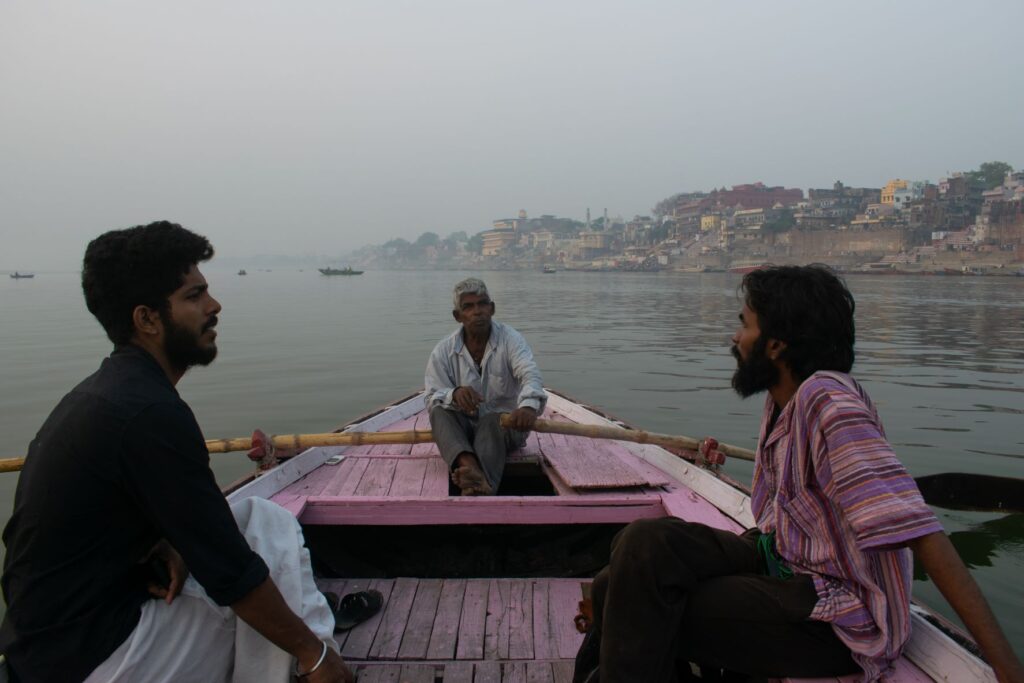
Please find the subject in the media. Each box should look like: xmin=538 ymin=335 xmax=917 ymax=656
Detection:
xmin=700 ymin=214 xmax=725 ymax=232
xmin=881 ymin=179 xmax=908 ymax=205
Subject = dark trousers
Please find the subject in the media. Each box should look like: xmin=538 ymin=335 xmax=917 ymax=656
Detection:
xmin=576 ymin=517 xmax=859 ymax=682
xmin=429 ymin=406 xmax=525 ymax=491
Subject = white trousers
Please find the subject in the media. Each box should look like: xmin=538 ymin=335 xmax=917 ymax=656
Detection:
xmin=84 ymin=497 xmax=338 ymax=683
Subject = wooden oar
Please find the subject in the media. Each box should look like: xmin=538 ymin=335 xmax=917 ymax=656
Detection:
xmin=499 ymin=415 xmax=757 ymax=462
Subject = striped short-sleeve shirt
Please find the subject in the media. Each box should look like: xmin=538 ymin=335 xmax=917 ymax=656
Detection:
xmin=751 ymin=371 xmax=943 ymax=682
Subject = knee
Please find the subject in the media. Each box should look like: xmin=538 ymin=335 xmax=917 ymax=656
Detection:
xmin=610 ymin=518 xmax=679 ymax=564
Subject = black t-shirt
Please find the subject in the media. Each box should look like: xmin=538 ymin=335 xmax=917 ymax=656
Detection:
xmin=0 ymin=345 xmax=269 ymax=682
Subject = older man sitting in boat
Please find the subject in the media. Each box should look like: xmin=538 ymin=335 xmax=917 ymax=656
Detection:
xmin=0 ymin=222 xmax=352 ymax=683
xmin=425 ymin=277 xmax=547 ymax=495
xmin=576 ymin=265 xmax=1023 ymax=683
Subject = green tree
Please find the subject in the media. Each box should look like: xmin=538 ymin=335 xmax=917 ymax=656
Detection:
xmin=446 ymin=230 xmax=468 ymax=242
xmin=764 ymin=208 xmax=795 ymax=233
xmin=967 ymin=161 xmax=1013 ymax=191
xmin=467 ymin=233 xmax=484 ymax=254
xmin=415 ymin=232 xmax=440 ymax=248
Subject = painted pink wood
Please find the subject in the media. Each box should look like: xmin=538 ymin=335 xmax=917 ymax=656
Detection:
xmin=410 ymin=411 xmax=440 ymax=457
xmin=301 ymin=496 xmax=665 ymax=526
xmin=427 ymin=579 xmax=467 ymax=660
xmin=270 ymin=493 xmax=306 ymax=518
xmin=526 ymin=661 xmax=555 ymax=683
xmin=551 ymin=661 xmax=574 ymax=683
xmin=276 ymin=455 xmax=345 ymax=497
xmin=442 ymin=661 xmax=473 ymax=683
xmin=420 ymin=456 xmax=450 ymax=497
xmin=531 ymin=580 xmax=556 ymax=660
xmin=397 ymin=664 xmax=435 ymax=683
xmin=342 ymin=444 xmax=378 ymax=456
xmin=547 ymin=581 xmax=585 ymax=659
xmin=342 ymin=578 xmax=394 ymax=659
xmin=502 ymin=662 xmax=528 ymax=683
xmin=521 ymin=430 xmax=544 ymax=457
xmin=541 ymin=464 xmax=580 ymax=497
xmin=485 ymin=580 xmax=510 ymax=660
xmin=659 ymin=488 xmax=745 ymax=534
xmin=473 ymin=661 xmax=501 ymax=683
xmin=355 ymin=665 xmax=400 ymax=683
xmin=456 ymin=580 xmax=490 ymax=660
xmin=389 ymin=458 xmax=428 ymax=497
xmin=369 ymin=577 xmax=419 ymax=659
xmin=508 ymin=580 xmax=534 ymax=660
xmin=397 ymin=578 xmax=443 ymax=659
xmin=537 ymin=431 xmax=649 ymax=490
xmin=354 ymin=458 xmax=398 ymax=496
xmin=331 ymin=457 xmax=371 ymax=496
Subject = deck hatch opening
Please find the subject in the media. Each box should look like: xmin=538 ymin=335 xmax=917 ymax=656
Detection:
xmin=305 ymin=523 xmax=624 ymax=579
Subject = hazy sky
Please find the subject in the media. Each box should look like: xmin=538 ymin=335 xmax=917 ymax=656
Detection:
xmin=2 ymin=1 xmax=1022 ymax=269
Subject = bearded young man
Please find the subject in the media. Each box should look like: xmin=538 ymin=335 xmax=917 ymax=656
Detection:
xmin=575 ymin=265 xmax=1022 ymax=683
xmin=0 ymin=222 xmax=352 ymax=683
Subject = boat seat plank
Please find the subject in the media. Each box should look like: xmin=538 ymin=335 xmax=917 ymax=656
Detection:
xmin=354 ymin=664 xmax=401 ymax=682
xmin=551 ymin=661 xmax=574 ymax=683
xmin=503 ymin=661 xmax=528 ymax=683
xmin=354 ymin=458 xmax=399 ymax=496
xmin=442 ymin=661 xmax=474 ymax=683
xmin=508 ymin=580 xmax=534 ymax=660
xmin=526 ymin=661 xmax=555 ymax=683
xmin=537 ymin=431 xmax=650 ymax=489
xmin=547 ymin=581 xmax=586 ymax=659
xmin=398 ymin=578 xmax=444 ymax=659
xmin=342 ymin=578 xmax=395 ymax=659
xmin=660 ymin=487 xmax=745 ymax=534
xmin=369 ymin=577 xmax=419 ymax=659
xmin=421 ymin=456 xmax=450 ymax=496
xmin=427 ymin=579 xmax=468 ymax=660
xmin=457 ymin=580 xmax=491 ymax=660
xmin=410 ymin=412 xmax=440 ymax=456
xmin=475 ymin=661 xmax=502 ymax=683
xmin=485 ymin=580 xmax=511 ymax=660
xmin=399 ymin=664 xmax=436 ymax=683
xmin=334 ymin=457 xmax=373 ymax=496
xmin=390 ymin=458 xmax=429 ymax=497
xmin=531 ymin=580 xmax=556 ymax=659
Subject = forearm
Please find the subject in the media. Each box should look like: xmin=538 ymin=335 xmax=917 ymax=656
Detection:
xmin=231 ymin=577 xmax=325 ymax=668
xmin=910 ymin=531 xmax=1023 ymax=681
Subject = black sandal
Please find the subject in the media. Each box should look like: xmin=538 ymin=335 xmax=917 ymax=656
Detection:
xmin=332 ymin=589 xmax=384 ymax=632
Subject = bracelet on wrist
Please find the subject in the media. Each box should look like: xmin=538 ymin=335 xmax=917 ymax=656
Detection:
xmin=295 ymin=640 xmax=329 ymax=678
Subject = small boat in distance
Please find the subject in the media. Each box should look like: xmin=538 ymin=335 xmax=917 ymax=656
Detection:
xmin=542 ymin=264 xmax=557 ymax=273
xmin=9 ymin=272 xmax=35 ymax=279
xmin=319 ymin=267 xmax=364 ymax=276
xmin=237 ymin=269 xmax=247 ymax=276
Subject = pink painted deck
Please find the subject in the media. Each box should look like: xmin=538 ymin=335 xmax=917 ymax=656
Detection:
xmin=257 ymin=396 xmax=948 ymax=682
xmin=318 ymin=577 xmax=584 ymax=681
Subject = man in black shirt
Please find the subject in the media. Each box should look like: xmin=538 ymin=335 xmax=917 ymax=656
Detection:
xmin=0 ymin=222 xmax=352 ymax=682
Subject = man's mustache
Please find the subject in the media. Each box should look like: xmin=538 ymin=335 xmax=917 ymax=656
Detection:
xmin=203 ymin=316 xmax=218 ymax=332
xmin=730 ymin=345 xmax=741 ymax=361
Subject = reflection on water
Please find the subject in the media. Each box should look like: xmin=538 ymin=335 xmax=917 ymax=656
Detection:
xmin=1 ymin=269 xmax=1022 ymax=652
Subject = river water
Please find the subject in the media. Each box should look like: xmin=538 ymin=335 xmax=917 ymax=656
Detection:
xmin=2 ymin=267 xmax=1022 ymax=655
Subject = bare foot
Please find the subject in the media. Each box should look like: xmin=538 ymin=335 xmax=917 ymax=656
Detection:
xmin=452 ymin=465 xmax=493 ymax=496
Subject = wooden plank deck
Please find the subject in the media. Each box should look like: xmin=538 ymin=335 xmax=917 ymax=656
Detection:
xmin=318 ymin=577 xmax=585 ymax=681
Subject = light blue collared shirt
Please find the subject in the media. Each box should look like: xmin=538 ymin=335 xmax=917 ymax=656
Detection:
xmin=425 ymin=321 xmax=547 ymax=416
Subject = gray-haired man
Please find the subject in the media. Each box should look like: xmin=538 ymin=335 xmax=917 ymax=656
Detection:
xmin=424 ymin=278 xmax=547 ymax=495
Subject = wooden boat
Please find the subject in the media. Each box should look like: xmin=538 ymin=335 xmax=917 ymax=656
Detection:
xmin=8 ymin=272 xmax=34 ymax=279
xmin=542 ymin=264 xmax=557 ymax=274
xmin=223 ymin=389 xmax=997 ymax=682
xmin=238 ymin=269 xmax=247 ymax=276
xmin=320 ymin=267 xmax=364 ymax=276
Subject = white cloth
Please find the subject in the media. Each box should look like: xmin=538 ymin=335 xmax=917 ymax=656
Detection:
xmin=84 ymin=497 xmax=337 ymax=683
xmin=424 ymin=321 xmax=547 ymax=416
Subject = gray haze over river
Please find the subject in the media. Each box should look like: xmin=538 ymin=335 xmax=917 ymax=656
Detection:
xmin=2 ymin=269 xmax=1022 ymax=655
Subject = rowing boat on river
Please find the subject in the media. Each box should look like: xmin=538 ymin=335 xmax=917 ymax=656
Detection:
xmin=223 ymin=389 xmax=997 ymax=682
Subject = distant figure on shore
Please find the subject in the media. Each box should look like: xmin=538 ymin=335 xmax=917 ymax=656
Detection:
xmin=425 ymin=277 xmax=546 ymax=495
xmin=0 ymin=222 xmax=353 ymax=682
xmin=574 ymin=265 xmax=1023 ymax=683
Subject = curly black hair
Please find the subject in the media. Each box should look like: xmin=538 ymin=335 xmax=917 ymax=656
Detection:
xmin=740 ymin=264 xmax=855 ymax=382
xmin=82 ymin=221 xmax=214 ymax=345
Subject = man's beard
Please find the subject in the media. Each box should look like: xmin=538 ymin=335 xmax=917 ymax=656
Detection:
xmin=731 ymin=336 xmax=778 ymax=398
xmin=161 ymin=310 xmax=218 ymax=371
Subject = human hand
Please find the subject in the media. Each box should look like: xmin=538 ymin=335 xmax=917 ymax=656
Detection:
xmin=302 ymin=647 xmax=354 ymax=683
xmin=144 ymin=539 xmax=188 ymax=605
xmin=506 ymin=406 xmax=537 ymax=432
xmin=452 ymin=386 xmax=484 ymax=415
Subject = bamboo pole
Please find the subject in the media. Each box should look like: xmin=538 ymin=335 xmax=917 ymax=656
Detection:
xmin=0 ymin=417 xmax=755 ymax=474
xmin=506 ymin=416 xmax=757 ymax=462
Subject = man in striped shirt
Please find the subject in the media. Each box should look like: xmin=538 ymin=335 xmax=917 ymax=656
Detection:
xmin=576 ymin=265 xmax=1022 ymax=682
